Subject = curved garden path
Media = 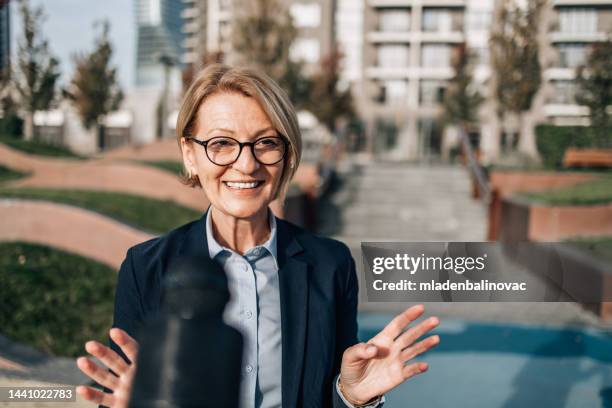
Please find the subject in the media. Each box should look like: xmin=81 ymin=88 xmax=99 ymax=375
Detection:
xmin=0 ymin=143 xmax=209 ymax=211
xmin=0 ymin=199 xmax=152 ymax=269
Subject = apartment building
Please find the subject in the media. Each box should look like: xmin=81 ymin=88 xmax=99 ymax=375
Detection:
xmin=538 ymin=0 xmax=612 ymax=127
xmin=181 ymin=0 xmax=335 ymax=74
xmin=361 ymin=0 xmax=612 ymax=161
xmin=360 ymin=0 xmax=496 ymax=159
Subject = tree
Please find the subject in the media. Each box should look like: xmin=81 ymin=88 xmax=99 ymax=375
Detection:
xmin=304 ymin=48 xmax=355 ymax=133
xmin=13 ymin=0 xmax=60 ymax=141
xmin=232 ymin=0 xmax=309 ymax=106
xmin=442 ymin=43 xmax=483 ymax=127
xmin=66 ymin=21 xmax=123 ymax=150
xmin=576 ymin=37 xmax=612 ymax=130
xmin=490 ymin=0 xmax=545 ymax=158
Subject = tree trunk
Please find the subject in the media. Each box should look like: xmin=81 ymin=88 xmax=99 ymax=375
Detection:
xmin=518 ymin=111 xmax=539 ymax=159
xmin=97 ymin=124 xmax=106 ymax=151
xmin=24 ymin=112 xmax=34 ymax=141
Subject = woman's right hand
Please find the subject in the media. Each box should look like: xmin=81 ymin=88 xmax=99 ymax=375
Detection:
xmin=76 ymin=328 xmax=139 ymax=408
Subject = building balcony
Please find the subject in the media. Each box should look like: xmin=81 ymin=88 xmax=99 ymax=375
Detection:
xmin=418 ymin=67 xmax=454 ymax=79
xmin=367 ymin=31 xmax=414 ymax=43
xmin=549 ymin=31 xmax=608 ymax=43
xmin=181 ymin=7 xmax=200 ymax=19
xmin=367 ymin=30 xmax=464 ymax=43
xmin=553 ymin=0 xmax=612 ymax=6
xmin=365 ymin=66 xmax=412 ymax=79
xmin=542 ymin=104 xmax=589 ymax=117
xmin=544 ymin=68 xmax=577 ymax=81
xmin=368 ymin=0 xmax=412 ymax=7
xmin=182 ymin=21 xmax=199 ymax=34
xmin=420 ymin=31 xmax=464 ymax=43
xmin=365 ymin=66 xmax=454 ymax=80
xmin=182 ymin=36 xmax=199 ymax=49
xmin=420 ymin=0 xmax=465 ymax=7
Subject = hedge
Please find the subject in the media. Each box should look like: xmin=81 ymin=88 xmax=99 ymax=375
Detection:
xmin=535 ymin=125 xmax=612 ymax=169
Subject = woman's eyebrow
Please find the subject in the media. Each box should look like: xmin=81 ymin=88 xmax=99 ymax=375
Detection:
xmin=207 ymin=127 xmax=276 ymax=136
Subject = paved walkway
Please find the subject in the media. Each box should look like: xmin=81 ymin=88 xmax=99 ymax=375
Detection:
xmin=0 ymin=199 xmax=152 ymax=269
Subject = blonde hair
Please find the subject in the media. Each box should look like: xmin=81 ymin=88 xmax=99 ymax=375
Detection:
xmin=176 ymin=63 xmax=302 ymax=201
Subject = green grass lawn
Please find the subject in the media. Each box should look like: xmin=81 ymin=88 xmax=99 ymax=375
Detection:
xmin=565 ymin=237 xmax=612 ymax=263
xmin=0 ymin=135 xmax=84 ymax=159
xmin=520 ymin=175 xmax=612 ymax=206
xmin=138 ymin=159 xmax=185 ymax=176
xmin=0 ymin=242 xmax=116 ymax=357
xmin=0 ymin=188 xmax=202 ymax=234
xmin=0 ymin=165 xmax=29 ymax=183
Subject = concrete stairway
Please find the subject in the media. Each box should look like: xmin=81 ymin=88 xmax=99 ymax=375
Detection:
xmin=317 ymin=160 xmax=487 ymax=246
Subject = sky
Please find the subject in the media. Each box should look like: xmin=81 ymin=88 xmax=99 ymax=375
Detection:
xmin=10 ymin=0 xmax=135 ymax=90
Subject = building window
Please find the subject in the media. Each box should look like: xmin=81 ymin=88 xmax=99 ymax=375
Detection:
xmin=290 ymin=3 xmax=321 ymax=28
xmin=375 ymin=81 xmax=408 ymax=105
xmin=559 ymin=8 xmax=597 ymax=34
xmin=551 ymin=80 xmax=577 ymax=104
xmin=557 ymin=44 xmax=587 ymax=68
xmin=420 ymin=80 xmax=446 ymax=105
xmin=422 ymin=8 xmax=452 ymax=32
xmin=379 ymin=8 xmax=410 ymax=32
xmin=377 ymin=45 xmax=409 ymax=68
xmin=421 ymin=45 xmax=451 ymax=68
xmin=466 ymin=10 xmax=492 ymax=31
xmin=290 ymin=38 xmax=320 ymax=64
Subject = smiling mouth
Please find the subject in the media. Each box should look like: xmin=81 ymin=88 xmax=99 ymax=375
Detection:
xmin=223 ymin=181 xmax=264 ymax=190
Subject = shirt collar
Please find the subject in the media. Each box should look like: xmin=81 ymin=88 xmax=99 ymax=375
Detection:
xmin=205 ymin=207 xmax=278 ymax=264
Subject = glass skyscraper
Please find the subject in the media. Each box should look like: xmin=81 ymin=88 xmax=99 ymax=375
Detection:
xmin=135 ymin=0 xmax=184 ymax=88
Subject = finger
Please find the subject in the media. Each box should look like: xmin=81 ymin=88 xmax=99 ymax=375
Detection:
xmin=85 ymin=340 xmax=129 ymax=376
xmin=401 ymin=335 xmax=440 ymax=362
xmin=76 ymin=357 xmax=119 ymax=391
xmin=396 ymin=316 xmax=440 ymax=350
xmin=342 ymin=342 xmax=378 ymax=365
xmin=76 ymin=385 xmax=114 ymax=406
xmin=402 ymin=361 xmax=429 ymax=380
xmin=110 ymin=328 xmax=139 ymax=363
xmin=378 ymin=304 xmax=425 ymax=340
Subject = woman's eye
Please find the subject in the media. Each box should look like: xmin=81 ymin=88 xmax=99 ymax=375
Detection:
xmin=210 ymin=139 xmax=233 ymax=147
xmin=258 ymin=138 xmax=279 ymax=146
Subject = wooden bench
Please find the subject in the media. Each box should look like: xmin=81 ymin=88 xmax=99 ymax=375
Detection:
xmin=563 ymin=148 xmax=612 ymax=168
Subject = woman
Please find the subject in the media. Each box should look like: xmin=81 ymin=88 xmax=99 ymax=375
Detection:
xmin=75 ymin=64 xmax=440 ymax=408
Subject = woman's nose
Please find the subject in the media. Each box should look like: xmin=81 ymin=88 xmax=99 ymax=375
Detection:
xmin=232 ymin=145 xmax=260 ymax=173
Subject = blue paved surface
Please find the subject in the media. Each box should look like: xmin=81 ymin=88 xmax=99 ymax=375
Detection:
xmin=358 ymin=314 xmax=612 ymax=408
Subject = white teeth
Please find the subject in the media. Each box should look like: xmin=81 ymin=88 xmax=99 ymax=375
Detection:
xmin=225 ymin=181 xmax=260 ymax=189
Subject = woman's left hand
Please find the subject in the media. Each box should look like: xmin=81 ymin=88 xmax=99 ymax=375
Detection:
xmin=339 ymin=304 xmax=440 ymax=406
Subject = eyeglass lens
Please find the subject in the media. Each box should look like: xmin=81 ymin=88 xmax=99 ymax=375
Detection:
xmin=206 ymin=137 xmax=286 ymax=165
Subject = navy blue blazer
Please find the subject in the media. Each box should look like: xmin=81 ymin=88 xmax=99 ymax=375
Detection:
xmin=110 ymin=212 xmax=359 ymax=407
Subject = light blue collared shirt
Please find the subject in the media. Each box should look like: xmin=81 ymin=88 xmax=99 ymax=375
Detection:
xmin=206 ymin=209 xmax=282 ymax=408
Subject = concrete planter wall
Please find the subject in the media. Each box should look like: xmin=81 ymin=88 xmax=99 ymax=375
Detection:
xmin=488 ymin=170 xmax=598 ymax=240
xmin=500 ymin=197 xmax=612 ymax=242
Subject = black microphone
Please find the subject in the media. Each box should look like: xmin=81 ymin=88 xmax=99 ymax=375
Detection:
xmin=129 ymin=255 xmax=243 ymax=408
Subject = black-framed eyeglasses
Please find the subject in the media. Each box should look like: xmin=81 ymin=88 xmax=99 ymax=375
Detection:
xmin=184 ymin=135 xmax=289 ymax=166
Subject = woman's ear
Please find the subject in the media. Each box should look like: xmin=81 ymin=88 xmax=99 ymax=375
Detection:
xmin=180 ymin=138 xmax=198 ymax=175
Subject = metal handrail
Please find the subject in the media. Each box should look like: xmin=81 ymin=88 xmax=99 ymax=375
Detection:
xmin=458 ymin=126 xmax=490 ymax=205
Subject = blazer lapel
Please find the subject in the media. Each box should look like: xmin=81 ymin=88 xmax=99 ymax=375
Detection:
xmin=276 ymin=219 xmax=309 ymax=408
xmin=176 ymin=211 xmax=209 ymax=260
xmin=277 ymin=219 xmax=308 ymax=407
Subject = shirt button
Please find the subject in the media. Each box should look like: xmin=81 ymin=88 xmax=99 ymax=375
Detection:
xmin=245 ymin=365 xmax=253 ymax=373
xmin=245 ymin=310 xmax=253 ymax=319
xmin=241 ymin=263 xmax=249 ymax=272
